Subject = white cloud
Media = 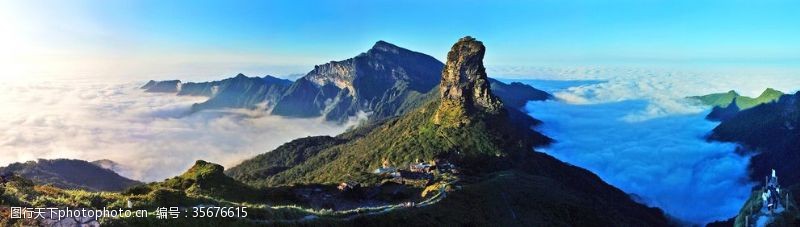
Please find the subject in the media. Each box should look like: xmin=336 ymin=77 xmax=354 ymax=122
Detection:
xmin=518 ymin=68 xmax=800 ymax=224
xmin=526 ymin=100 xmax=751 ymax=224
xmin=0 ymin=81 xmax=350 ymax=182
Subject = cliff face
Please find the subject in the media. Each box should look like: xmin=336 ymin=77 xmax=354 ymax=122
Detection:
xmin=435 ymin=36 xmax=503 ymax=126
xmin=270 ymin=40 xmax=443 ymax=122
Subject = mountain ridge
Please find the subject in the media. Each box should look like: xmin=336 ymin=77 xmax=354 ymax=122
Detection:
xmin=144 ymin=40 xmax=552 ymax=124
xmin=709 ymin=91 xmax=800 ymax=187
xmin=0 ymin=159 xmax=141 ymax=192
xmin=270 ymin=40 xmax=444 ymax=122
xmin=690 ymin=88 xmax=784 ymax=110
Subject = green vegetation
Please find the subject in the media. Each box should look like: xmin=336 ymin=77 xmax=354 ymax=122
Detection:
xmin=690 ymin=88 xmax=784 ymax=110
xmin=710 ymin=91 xmax=800 ymax=227
xmin=157 ymin=161 xmax=262 ymax=202
xmin=733 ymin=185 xmax=800 ymax=227
xmin=0 ymin=167 xmax=456 ymax=226
xmin=710 ymin=92 xmax=800 ymax=186
xmin=225 ymin=136 xmax=347 ymax=183
xmin=323 ymin=171 xmax=667 ymax=226
xmin=0 ymin=159 xmax=141 ymax=192
xmin=220 ymin=36 xmax=667 ymax=226
xmin=231 ymin=98 xmax=543 ymax=187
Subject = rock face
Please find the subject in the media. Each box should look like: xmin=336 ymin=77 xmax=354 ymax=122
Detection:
xmin=435 ymin=36 xmax=503 ymax=126
xmin=270 ymin=40 xmax=443 ymax=122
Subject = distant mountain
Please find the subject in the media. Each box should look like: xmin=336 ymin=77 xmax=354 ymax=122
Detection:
xmin=488 ymin=78 xmax=552 ymax=109
xmin=690 ymin=88 xmax=784 ymax=110
xmin=0 ymin=159 xmax=140 ymax=191
xmin=143 ymin=41 xmax=550 ymax=124
xmin=90 ymin=159 xmax=127 ymax=174
xmin=227 ymin=37 xmax=667 ymax=226
xmin=189 ymin=74 xmax=292 ymax=112
xmin=709 ymin=91 xmax=800 ymax=187
xmin=270 ymin=41 xmax=444 ymax=122
xmin=142 ymin=74 xmax=293 ymax=112
xmin=141 ymin=80 xmax=180 ymax=93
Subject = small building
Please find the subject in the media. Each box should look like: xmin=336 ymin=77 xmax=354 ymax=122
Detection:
xmin=409 ymin=162 xmax=434 ymax=173
xmin=374 ymin=167 xmax=397 ymax=174
xmin=762 ymin=169 xmax=784 ymax=214
xmin=337 ymin=181 xmax=361 ymax=192
xmin=374 ymin=157 xmax=400 ymax=175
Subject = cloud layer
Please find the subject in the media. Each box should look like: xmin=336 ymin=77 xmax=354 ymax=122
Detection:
xmin=526 ymin=100 xmax=750 ymax=224
xmin=0 ymin=81 xmax=351 ymax=182
xmin=517 ymin=69 xmax=800 ymax=224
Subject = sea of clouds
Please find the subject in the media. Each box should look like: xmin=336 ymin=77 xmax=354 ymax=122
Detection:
xmin=3 ymin=66 xmax=798 ymax=224
xmin=513 ymin=68 xmax=800 ymax=224
xmin=0 ymin=81 xmax=352 ymax=182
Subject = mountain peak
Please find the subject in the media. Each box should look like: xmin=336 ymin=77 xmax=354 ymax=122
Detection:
xmin=434 ymin=36 xmax=503 ymax=126
xmin=182 ymin=160 xmax=225 ymax=180
xmin=368 ymin=40 xmax=409 ymax=55
xmin=759 ymin=88 xmax=782 ymax=97
xmin=162 ymin=160 xmax=259 ymax=202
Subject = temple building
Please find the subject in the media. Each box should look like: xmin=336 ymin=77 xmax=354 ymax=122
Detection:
xmin=762 ymin=169 xmax=784 ymax=214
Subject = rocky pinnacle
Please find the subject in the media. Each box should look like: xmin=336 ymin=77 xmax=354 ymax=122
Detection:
xmin=434 ymin=36 xmax=503 ymax=126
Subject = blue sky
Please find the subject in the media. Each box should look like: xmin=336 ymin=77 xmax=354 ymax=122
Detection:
xmin=1 ymin=0 xmax=799 ymax=81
